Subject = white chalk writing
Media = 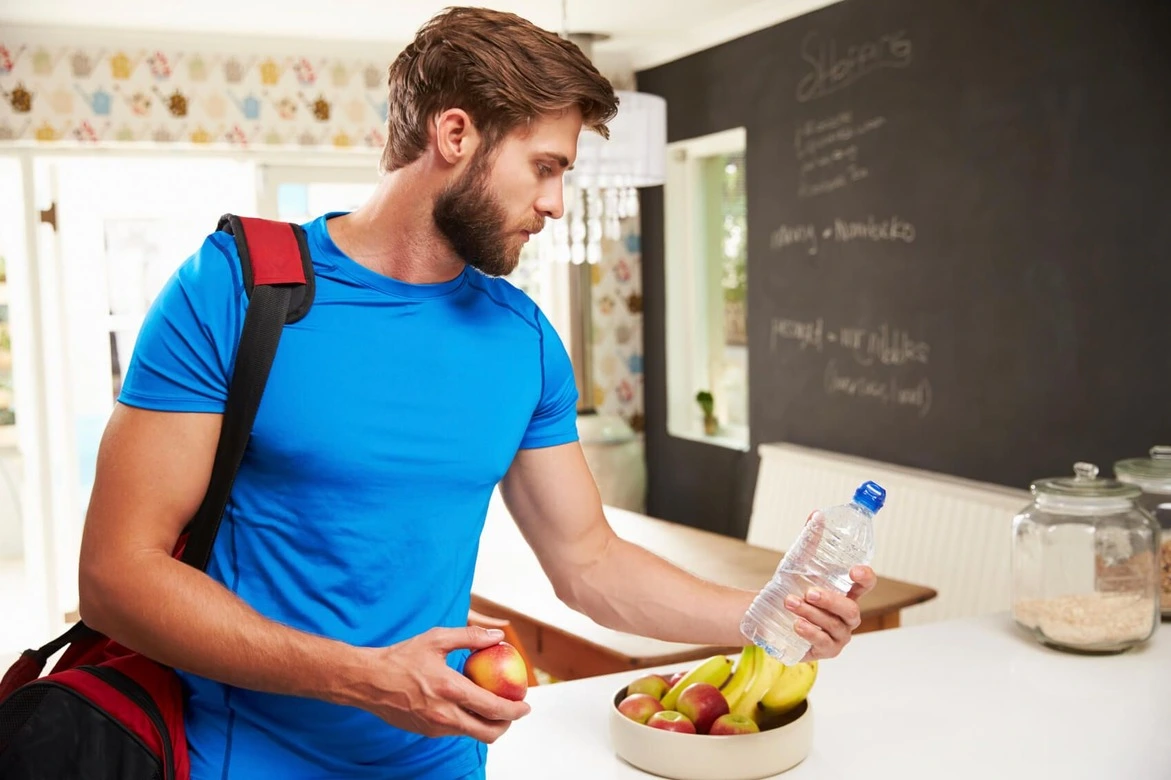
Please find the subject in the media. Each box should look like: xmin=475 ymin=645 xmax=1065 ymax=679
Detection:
xmin=824 ymin=360 xmax=933 ymax=418
xmin=770 ymin=223 xmax=820 ymax=255
xmin=770 ymin=215 xmax=916 ymax=255
xmin=855 ymin=323 xmax=931 ymax=367
xmin=794 ymin=114 xmax=886 ymax=159
xmin=796 ymin=30 xmax=912 ymax=104
xmin=833 ymin=215 xmax=916 ymax=243
xmin=771 ymin=316 xmax=824 ymax=352
xmin=800 ymin=144 xmax=859 ymax=176
xmin=794 ymin=111 xmax=886 ymax=199
xmin=771 ymin=317 xmax=931 ymax=368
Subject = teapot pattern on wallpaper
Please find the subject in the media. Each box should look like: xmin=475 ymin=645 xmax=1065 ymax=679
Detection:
xmin=0 ymin=36 xmax=645 ymax=432
xmin=0 ymin=39 xmax=390 ymax=149
xmin=589 ymin=227 xmax=645 ymax=433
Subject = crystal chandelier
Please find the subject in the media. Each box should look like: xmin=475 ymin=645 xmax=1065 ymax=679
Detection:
xmin=532 ymin=28 xmax=667 ymax=265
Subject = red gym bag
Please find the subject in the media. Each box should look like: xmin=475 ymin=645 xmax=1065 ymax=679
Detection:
xmin=0 ymin=214 xmax=315 ymax=780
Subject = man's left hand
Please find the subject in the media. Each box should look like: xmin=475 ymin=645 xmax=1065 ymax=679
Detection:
xmin=782 ymin=565 xmax=878 ymax=661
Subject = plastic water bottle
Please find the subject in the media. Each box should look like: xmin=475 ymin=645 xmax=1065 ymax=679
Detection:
xmin=740 ymin=480 xmax=886 ymax=663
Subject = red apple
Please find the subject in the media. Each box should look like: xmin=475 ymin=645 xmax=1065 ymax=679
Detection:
xmin=626 ymin=674 xmax=670 ymax=700
xmin=463 ymin=642 xmax=529 ymax=701
xmin=646 ymin=710 xmax=696 ymax=734
xmin=675 ymin=682 xmax=730 ymax=734
xmin=709 ymin=713 xmax=760 ymax=736
xmin=667 ymin=669 xmax=688 ymax=687
xmin=617 ymin=693 xmax=664 ymax=724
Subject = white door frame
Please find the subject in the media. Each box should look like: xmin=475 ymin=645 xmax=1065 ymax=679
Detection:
xmin=0 ymin=145 xmax=378 ymax=638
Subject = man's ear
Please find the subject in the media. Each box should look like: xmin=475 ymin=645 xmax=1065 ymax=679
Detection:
xmin=434 ymin=108 xmax=481 ymax=166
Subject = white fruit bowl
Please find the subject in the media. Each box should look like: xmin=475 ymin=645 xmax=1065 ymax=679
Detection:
xmin=608 ymin=685 xmax=814 ymax=780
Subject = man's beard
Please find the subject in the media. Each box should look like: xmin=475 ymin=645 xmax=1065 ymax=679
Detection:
xmin=432 ymin=155 xmax=541 ymax=277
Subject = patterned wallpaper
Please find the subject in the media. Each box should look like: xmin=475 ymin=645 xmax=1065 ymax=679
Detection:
xmin=0 ymin=39 xmax=389 ymax=149
xmin=590 ymin=221 xmax=645 ymax=434
xmin=0 ymin=30 xmax=646 ymax=432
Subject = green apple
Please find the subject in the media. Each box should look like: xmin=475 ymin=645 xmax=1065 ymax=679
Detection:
xmin=617 ymin=693 xmax=664 ymax=724
xmin=626 ymin=674 xmax=670 ymax=701
xmin=646 ymin=710 xmax=696 ymax=734
xmin=708 ymin=713 xmax=760 ymax=736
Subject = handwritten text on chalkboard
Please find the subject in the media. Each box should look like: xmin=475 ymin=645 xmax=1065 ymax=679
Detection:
xmin=796 ymin=29 xmax=913 ymax=103
xmin=770 ymin=317 xmax=930 ymax=367
xmin=795 ymin=112 xmax=886 ymax=159
xmin=794 ymin=111 xmax=887 ymax=199
xmin=769 ymin=316 xmax=933 ymax=418
xmin=824 ymin=360 xmax=933 ymax=418
xmin=770 ymin=216 xmax=916 ymax=254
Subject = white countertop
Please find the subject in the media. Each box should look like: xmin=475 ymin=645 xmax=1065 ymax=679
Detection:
xmin=485 ymin=614 xmax=1171 ymax=780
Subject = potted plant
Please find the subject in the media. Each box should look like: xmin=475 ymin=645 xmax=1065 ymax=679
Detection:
xmin=695 ymin=390 xmax=718 ymax=436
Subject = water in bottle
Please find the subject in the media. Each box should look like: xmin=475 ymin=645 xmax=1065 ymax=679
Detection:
xmin=740 ymin=480 xmax=886 ymax=663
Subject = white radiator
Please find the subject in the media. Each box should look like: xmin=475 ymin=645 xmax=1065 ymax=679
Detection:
xmin=746 ymin=442 xmax=1031 ymax=626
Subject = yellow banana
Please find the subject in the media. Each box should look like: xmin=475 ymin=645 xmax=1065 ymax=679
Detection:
xmin=718 ymin=645 xmax=758 ymax=708
xmin=757 ymin=660 xmax=818 ymax=722
xmin=660 ymin=654 xmax=733 ymax=710
xmin=729 ymin=647 xmax=785 ymax=719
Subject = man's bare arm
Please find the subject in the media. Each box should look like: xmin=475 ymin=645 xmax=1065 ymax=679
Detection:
xmin=498 ymin=442 xmax=876 ymax=659
xmin=78 ymin=404 xmax=527 ymax=743
xmin=499 ymin=442 xmax=757 ymax=647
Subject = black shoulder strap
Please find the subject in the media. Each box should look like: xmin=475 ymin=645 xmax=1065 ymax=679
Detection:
xmin=179 ymin=214 xmax=315 ymax=572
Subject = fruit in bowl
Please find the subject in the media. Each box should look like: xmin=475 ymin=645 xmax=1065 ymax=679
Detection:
xmin=616 ymin=692 xmax=664 ymax=724
xmin=609 ymin=645 xmax=818 ymax=780
xmin=647 ymin=710 xmax=697 ymax=733
xmin=675 ymin=682 xmax=729 ymax=734
xmin=615 ymin=645 xmax=817 ymax=733
xmin=708 ymin=713 xmax=759 ymax=736
xmin=626 ymin=673 xmax=671 ymax=700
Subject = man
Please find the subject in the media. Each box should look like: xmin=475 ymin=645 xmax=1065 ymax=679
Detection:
xmin=77 ymin=7 xmax=876 ymax=779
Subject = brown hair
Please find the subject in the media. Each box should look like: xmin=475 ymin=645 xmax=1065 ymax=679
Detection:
xmin=381 ymin=6 xmax=619 ymax=173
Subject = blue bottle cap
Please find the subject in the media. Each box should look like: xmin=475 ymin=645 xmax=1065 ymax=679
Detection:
xmin=853 ymin=481 xmax=886 ymax=513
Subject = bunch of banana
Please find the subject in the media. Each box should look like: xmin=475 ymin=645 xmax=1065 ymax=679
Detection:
xmin=718 ymin=644 xmax=819 ymax=726
xmin=717 ymin=644 xmax=760 ymax=711
xmin=659 ymin=654 xmax=734 ymax=710
xmin=758 ymin=657 xmax=818 ymax=718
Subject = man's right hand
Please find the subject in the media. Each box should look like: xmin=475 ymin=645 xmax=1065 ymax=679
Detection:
xmin=351 ymin=625 xmax=532 ymax=744
xmin=77 ymin=405 xmax=529 ymax=747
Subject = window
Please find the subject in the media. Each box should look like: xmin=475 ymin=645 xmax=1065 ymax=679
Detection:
xmin=259 ymin=164 xmax=377 ymax=224
xmin=665 ymin=127 xmax=750 ymax=450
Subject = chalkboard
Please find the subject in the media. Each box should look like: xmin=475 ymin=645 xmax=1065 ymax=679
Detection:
xmin=642 ymin=0 xmax=1171 ymax=497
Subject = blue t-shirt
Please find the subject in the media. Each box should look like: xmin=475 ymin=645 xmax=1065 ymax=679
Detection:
xmin=117 ymin=212 xmax=579 ymax=779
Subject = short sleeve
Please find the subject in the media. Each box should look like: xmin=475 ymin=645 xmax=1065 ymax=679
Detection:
xmin=117 ymin=232 xmax=245 ymax=414
xmin=519 ymin=306 xmax=580 ymax=449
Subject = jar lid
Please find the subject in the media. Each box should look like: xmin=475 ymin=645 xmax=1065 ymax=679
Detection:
xmin=1032 ymin=462 xmax=1141 ymax=504
xmin=1114 ymin=445 xmax=1171 ymax=493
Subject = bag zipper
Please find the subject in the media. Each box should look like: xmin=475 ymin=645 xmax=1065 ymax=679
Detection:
xmin=79 ymin=665 xmax=175 ymax=780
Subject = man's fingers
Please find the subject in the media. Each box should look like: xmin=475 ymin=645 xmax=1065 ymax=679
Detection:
xmin=847 ymin=565 xmax=878 ymax=599
xmin=428 ymin=625 xmax=506 ymax=653
xmin=810 ymin=588 xmax=861 ymax=630
xmin=792 ymin=616 xmax=839 ymax=660
xmin=449 ymin=674 xmax=531 ymax=723
xmin=433 ymin=701 xmax=515 ymax=744
xmin=784 ymin=593 xmax=854 ymax=644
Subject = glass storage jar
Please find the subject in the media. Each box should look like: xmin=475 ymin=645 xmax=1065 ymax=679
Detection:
xmin=1011 ymin=461 xmax=1160 ymax=654
xmin=1114 ymin=445 xmax=1171 ymax=619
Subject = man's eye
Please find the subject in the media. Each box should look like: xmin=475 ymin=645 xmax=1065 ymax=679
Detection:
xmin=537 ymin=164 xmax=552 ymax=176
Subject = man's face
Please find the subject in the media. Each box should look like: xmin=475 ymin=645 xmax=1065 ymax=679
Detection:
xmin=433 ymin=108 xmax=581 ymax=276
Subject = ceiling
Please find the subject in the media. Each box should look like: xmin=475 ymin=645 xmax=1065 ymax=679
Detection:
xmin=0 ymin=0 xmax=838 ymax=71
